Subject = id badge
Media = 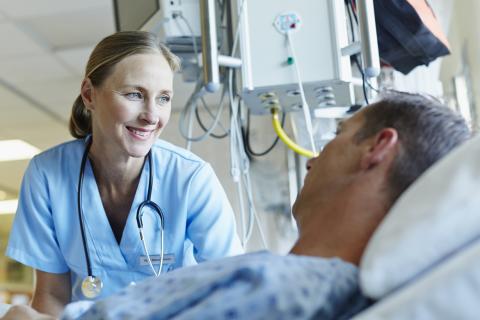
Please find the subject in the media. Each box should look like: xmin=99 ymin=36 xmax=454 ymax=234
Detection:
xmin=139 ymin=254 xmax=175 ymax=266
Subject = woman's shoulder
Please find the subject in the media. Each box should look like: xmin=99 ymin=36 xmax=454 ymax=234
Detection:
xmin=31 ymin=139 xmax=85 ymax=166
xmin=152 ymin=139 xmax=206 ymax=165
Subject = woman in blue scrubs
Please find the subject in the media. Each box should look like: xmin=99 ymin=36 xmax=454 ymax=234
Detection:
xmin=6 ymin=31 xmax=243 ymax=317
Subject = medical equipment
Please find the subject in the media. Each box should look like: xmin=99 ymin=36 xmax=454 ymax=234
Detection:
xmin=78 ymin=138 xmax=165 ymax=299
xmin=271 ymin=107 xmax=317 ymax=158
xmin=233 ymin=0 xmax=355 ymax=115
xmin=110 ymin=0 xmax=382 ymax=250
xmin=114 ymin=0 xmax=201 ymax=44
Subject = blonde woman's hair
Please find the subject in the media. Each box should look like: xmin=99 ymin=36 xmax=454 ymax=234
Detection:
xmin=69 ymin=31 xmax=181 ymax=138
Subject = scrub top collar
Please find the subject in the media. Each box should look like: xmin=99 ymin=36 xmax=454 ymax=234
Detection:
xmin=80 ymin=141 xmax=153 ymax=271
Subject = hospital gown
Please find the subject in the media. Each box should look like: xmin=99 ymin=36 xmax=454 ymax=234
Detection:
xmin=61 ymin=252 xmax=371 ymax=320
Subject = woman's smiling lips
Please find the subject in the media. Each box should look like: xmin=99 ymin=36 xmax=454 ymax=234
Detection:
xmin=126 ymin=126 xmax=155 ymax=140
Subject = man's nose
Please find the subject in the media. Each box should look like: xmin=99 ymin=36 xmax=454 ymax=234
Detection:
xmin=306 ymin=157 xmax=315 ymax=171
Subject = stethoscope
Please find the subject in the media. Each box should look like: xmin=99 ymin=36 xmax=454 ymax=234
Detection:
xmin=77 ymin=137 xmax=165 ymax=299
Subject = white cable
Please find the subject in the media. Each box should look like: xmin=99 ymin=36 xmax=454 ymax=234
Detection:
xmin=200 ymin=96 xmax=229 ymax=134
xmin=231 ymin=0 xmax=247 ymax=57
xmin=176 ymin=12 xmax=229 ymax=145
xmin=159 ymin=230 xmax=164 ymax=275
xmin=228 ymin=77 xmax=249 ymax=245
xmin=186 ymin=101 xmax=194 ymax=150
xmin=236 ymin=175 xmax=247 ymax=246
xmin=285 ymin=31 xmax=317 ymax=154
xmin=228 ymin=67 xmax=267 ymax=249
xmin=227 ymin=0 xmax=268 ymax=249
xmin=179 ymin=76 xmax=230 ymax=143
xmin=232 ymin=104 xmax=254 ymax=243
xmin=244 ymin=172 xmax=268 ymax=248
xmin=139 ymin=229 xmax=163 ymax=277
xmin=200 ymin=97 xmax=229 ymax=134
xmin=229 ymin=93 xmax=247 ymax=246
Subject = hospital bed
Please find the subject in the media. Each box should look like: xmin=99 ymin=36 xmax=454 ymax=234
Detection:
xmin=1 ymin=134 xmax=480 ymax=319
xmin=354 ymin=133 xmax=480 ymax=319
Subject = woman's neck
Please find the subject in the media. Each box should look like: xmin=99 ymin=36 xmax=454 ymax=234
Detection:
xmin=88 ymin=140 xmax=145 ymax=194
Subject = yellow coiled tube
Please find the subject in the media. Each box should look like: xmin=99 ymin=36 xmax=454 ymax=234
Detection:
xmin=271 ymin=108 xmax=317 ymax=159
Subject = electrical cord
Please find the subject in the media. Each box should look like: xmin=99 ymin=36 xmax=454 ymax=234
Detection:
xmin=175 ymin=12 xmax=230 ymax=143
xmin=350 ymin=0 xmax=358 ymax=25
xmin=230 ymin=91 xmax=266 ymax=247
xmin=195 ymin=96 xmax=229 ymax=139
xmin=228 ymin=69 xmax=268 ymax=248
xmin=227 ymin=0 xmax=268 ymax=248
xmin=242 ymin=108 xmax=286 ymax=157
xmin=345 ymin=0 xmax=379 ymax=105
xmin=179 ymin=73 xmax=229 ymax=142
xmin=285 ymin=31 xmax=317 ymax=154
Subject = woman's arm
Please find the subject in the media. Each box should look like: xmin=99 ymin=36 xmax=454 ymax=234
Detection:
xmin=31 ymin=270 xmax=71 ymax=317
xmin=1 ymin=305 xmax=55 ymax=320
xmin=186 ymin=163 xmax=244 ymax=261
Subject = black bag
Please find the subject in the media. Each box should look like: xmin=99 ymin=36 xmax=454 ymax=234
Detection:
xmin=373 ymin=0 xmax=450 ymax=74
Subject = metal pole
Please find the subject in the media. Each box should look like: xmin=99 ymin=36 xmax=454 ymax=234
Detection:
xmin=357 ymin=0 xmax=380 ymax=78
xmin=200 ymin=0 xmax=220 ymax=92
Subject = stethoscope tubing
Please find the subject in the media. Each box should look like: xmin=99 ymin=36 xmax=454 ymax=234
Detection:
xmin=77 ymin=138 xmax=94 ymax=277
xmin=78 ymin=137 xmax=165 ymax=282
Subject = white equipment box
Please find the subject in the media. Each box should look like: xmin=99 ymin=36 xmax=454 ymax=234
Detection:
xmin=235 ymin=0 xmax=354 ymax=114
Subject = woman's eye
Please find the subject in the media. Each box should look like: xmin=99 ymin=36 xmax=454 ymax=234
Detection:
xmin=125 ymin=92 xmax=143 ymax=100
xmin=157 ymin=95 xmax=171 ymax=106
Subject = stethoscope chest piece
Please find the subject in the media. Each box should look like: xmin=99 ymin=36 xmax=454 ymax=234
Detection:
xmin=81 ymin=275 xmax=103 ymax=299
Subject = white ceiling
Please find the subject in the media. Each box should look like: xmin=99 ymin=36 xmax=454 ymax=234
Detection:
xmin=0 ymin=1 xmax=116 ymax=198
xmin=0 ymin=1 xmax=203 ymax=200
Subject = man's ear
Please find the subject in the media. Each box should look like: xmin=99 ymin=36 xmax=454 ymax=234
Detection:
xmin=80 ymin=78 xmax=95 ymax=111
xmin=360 ymin=128 xmax=398 ymax=170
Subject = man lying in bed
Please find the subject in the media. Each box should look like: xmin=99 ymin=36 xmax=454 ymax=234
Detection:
xmin=2 ymin=91 xmax=470 ymax=320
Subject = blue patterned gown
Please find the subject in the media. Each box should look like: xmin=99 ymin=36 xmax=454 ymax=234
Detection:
xmin=61 ymin=251 xmax=371 ymax=320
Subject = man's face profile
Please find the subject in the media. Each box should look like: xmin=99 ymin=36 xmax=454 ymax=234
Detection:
xmin=293 ymin=109 xmax=368 ymax=218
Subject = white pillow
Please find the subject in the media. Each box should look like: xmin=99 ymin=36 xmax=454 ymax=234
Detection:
xmin=360 ymin=133 xmax=480 ymax=299
xmin=0 ymin=304 xmax=12 ymax=317
xmin=353 ymin=238 xmax=480 ymax=320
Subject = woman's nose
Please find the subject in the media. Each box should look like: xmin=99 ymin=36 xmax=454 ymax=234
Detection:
xmin=140 ymin=100 xmax=158 ymax=125
xmin=140 ymin=113 xmax=157 ymax=125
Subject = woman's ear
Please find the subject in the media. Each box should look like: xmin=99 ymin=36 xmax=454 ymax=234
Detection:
xmin=80 ymin=78 xmax=95 ymax=111
xmin=360 ymin=128 xmax=399 ymax=170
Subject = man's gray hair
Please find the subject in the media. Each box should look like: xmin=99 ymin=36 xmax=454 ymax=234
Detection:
xmin=354 ymin=91 xmax=471 ymax=202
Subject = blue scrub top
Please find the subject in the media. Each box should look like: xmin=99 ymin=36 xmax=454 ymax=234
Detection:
xmin=6 ymin=138 xmax=243 ymax=301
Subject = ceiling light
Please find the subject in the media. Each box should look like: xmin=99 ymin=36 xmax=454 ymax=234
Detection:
xmin=0 ymin=199 xmax=18 ymax=215
xmin=0 ymin=140 xmax=40 ymax=162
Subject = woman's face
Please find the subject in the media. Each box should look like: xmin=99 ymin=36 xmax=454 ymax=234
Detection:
xmin=85 ymin=52 xmax=174 ymax=159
